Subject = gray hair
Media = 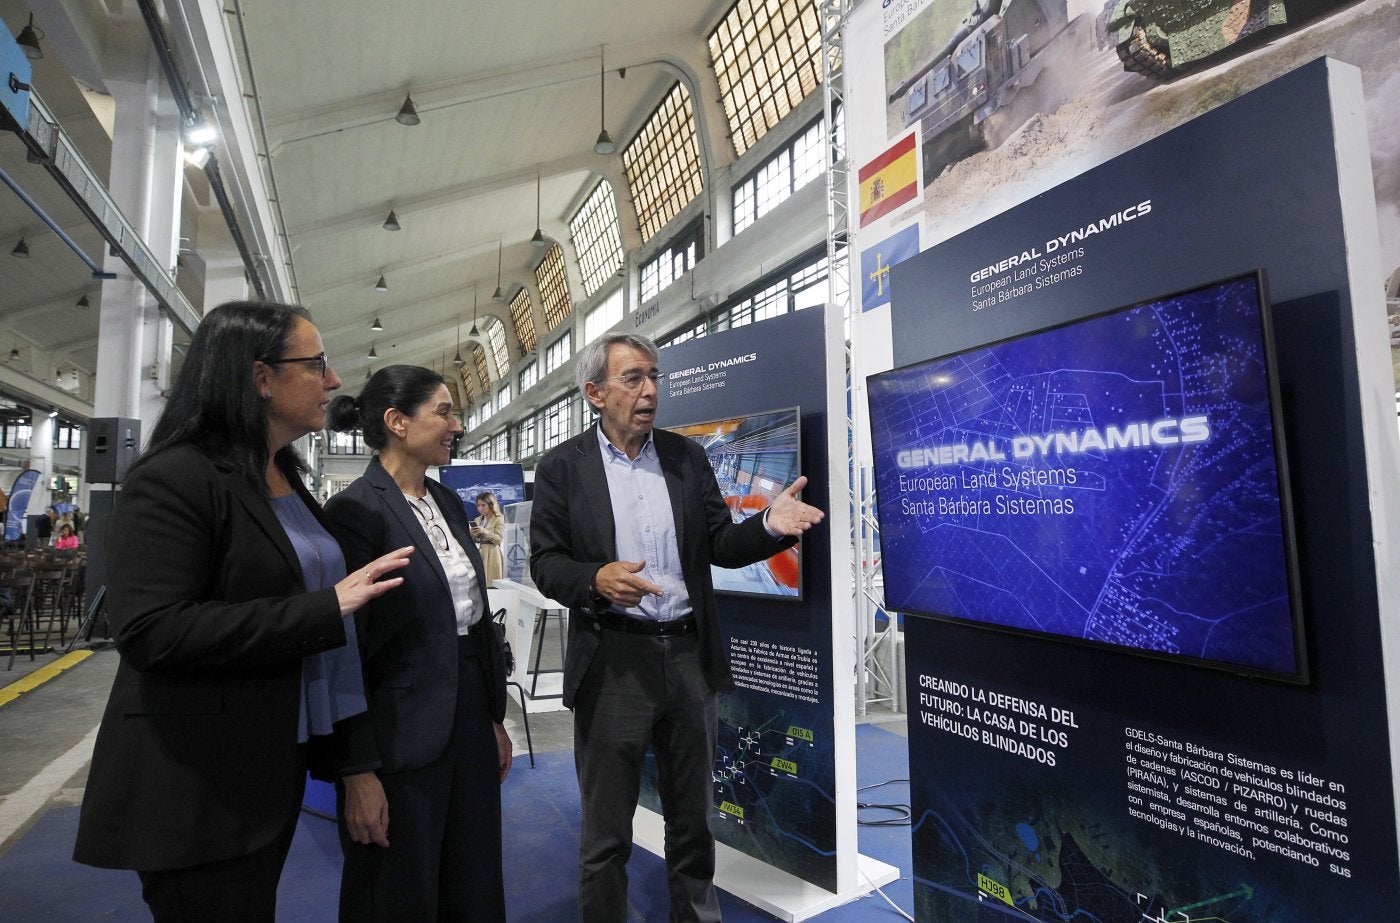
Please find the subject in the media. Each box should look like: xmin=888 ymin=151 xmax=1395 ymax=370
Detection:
xmin=574 ymin=332 xmax=660 ymax=403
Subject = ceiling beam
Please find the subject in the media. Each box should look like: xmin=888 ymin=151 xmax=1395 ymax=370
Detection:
xmin=265 ymin=36 xmax=701 ymax=150
xmin=286 ymin=152 xmax=600 ymax=245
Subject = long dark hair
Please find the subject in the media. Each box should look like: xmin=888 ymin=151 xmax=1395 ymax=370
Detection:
xmin=136 ymin=300 xmax=312 ymax=488
xmin=327 ymin=365 xmax=446 ymax=451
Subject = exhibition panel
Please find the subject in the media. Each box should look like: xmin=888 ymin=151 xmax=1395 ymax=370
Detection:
xmin=877 ymin=60 xmax=1400 ymax=921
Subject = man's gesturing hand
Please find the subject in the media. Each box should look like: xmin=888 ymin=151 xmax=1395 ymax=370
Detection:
xmin=593 ymin=560 xmax=664 ymax=608
xmin=765 ymin=475 xmax=825 ymax=537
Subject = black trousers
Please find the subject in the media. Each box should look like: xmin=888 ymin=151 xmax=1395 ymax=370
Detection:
xmin=572 ymin=629 xmax=721 ymax=923
xmin=137 ymin=807 xmax=300 ymax=923
xmin=338 ymin=633 xmax=505 ymax=922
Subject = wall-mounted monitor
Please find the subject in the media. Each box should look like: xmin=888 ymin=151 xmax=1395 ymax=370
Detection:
xmin=866 ymin=272 xmax=1307 ymax=681
xmin=672 ymin=407 xmax=803 ymax=600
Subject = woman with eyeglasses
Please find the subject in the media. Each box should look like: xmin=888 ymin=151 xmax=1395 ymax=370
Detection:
xmin=324 ymin=364 xmax=512 ymax=922
xmin=73 ymin=302 xmax=414 ymax=922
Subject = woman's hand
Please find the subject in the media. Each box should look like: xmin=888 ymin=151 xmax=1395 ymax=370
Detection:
xmin=334 ymin=546 xmax=414 ymax=616
xmin=494 ymin=722 xmax=513 ymax=783
xmin=343 ymin=771 xmax=390 ymax=847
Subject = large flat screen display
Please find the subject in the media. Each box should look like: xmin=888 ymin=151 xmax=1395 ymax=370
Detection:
xmin=672 ymin=407 xmax=802 ymax=600
xmin=867 ymin=272 xmax=1306 ymax=680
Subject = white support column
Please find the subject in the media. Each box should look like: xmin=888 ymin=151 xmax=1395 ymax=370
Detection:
xmin=27 ymin=407 xmax=55 ymax=516
xmin=93 ymin=49 xmax=183 ymax=436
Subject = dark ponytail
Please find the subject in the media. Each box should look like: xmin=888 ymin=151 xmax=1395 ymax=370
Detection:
xmin=327 ymin=365 xmax=445 ymax=451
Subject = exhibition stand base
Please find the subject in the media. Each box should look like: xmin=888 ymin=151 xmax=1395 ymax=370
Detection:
xmin=633 ymin=807 xmax=900 ymax=922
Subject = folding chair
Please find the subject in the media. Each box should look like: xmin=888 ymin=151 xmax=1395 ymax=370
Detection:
xmin=1 ymin=571 xmax=37 ymax=670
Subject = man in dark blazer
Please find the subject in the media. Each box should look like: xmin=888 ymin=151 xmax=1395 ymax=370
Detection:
xmin=530 ymin=332 xmax=823 ymax=922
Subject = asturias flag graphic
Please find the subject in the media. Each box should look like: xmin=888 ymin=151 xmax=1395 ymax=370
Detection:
xmin=858 ymin=133 xmax=918 ymax=227
xmin=860 ymin=223 xmax=920 ymax=311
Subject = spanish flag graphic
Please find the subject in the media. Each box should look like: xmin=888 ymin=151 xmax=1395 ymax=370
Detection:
xmin=858 ymin=133 xmax=918 ymax=227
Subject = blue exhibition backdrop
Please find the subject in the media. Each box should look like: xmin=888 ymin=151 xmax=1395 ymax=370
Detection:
xmin=437 ymin=462 xmax=527 ymax=513
xmin=650 ymin=307 xmax=839 ymax=891
xmin=4 ymin=469 xmax=40 ymax=542
xmin=884 ymin=59 xmax=1400 ymax=920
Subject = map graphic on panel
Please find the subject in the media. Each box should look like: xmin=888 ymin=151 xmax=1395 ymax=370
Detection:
xmin=867 ymin=274 xmax=1304 ymax=678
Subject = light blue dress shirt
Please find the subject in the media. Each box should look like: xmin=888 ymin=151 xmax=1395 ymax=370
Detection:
xmin=597 ymin=426 xmax=692 ymax=622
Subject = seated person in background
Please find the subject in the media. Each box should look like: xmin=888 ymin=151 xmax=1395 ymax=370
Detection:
xmin=53 ymin=523 xmax=79 ymax=549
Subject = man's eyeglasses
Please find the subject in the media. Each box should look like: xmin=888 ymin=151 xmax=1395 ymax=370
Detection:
xmin=408 ymin=496 xmax=450 ymax=553
xmin=608 ymin=371 xmax=662 ymax=391
xmin=261 ymin=353 xmax=328 ymax=377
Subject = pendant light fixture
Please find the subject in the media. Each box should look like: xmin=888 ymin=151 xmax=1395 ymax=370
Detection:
xmin=530 ymin=172 xmax=547 ymax=247
xmin=374 ymin=274 xmax=388 ymax=292
xmin=367 ymin=343 xmax=378 ymax=360
xmin=453 ymin=313 xmax=464 ymax=367
xmin=395 ymin=94 xmax=421 ymax=126
xmin=492 ymin=240 xmax=506 ymax=301
xmin=594 ymin=48 xmax=615 ymax=155
xmin=469 ymin=288 xmax=480 ymax=338
xmin=370 ymin=316 xmax=383 ymax=331
xmin=76 ymin=294 xmax=91 ymax=308
xmin=590 ymin=49 xmax=613 ymax=156
xmin=11 ymin=237 xmax=30 ymax=258
xmin=383 ymin=210 xmax=401 ymax=231
xmin=16 ymin=15 xmax=44 ymax=60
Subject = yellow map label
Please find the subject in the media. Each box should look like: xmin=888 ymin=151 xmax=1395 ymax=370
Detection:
xmin=719 ymin=801 xmax=745 ymax=820
xmin=770 ymin=757 xmax=798 ymax=774
xmin=786 ymin=726 xmax=814 ymax=742
xmin=977 ymin=873 xmax=1013 ymax=907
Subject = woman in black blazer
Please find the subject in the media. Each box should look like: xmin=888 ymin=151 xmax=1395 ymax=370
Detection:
xmin=325 ymin=365 xmax=512 ymax=922
xmin=73 ymin=302 xmax=413 ymax=922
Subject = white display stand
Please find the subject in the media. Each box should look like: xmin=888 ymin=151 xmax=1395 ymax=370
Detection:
xmin=633 ymin=807 xmax=900 ymax=922
xmin=490 ymin=578 xmax=568 ymax=713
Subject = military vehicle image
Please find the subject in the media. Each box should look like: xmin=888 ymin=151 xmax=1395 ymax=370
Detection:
xmin=886 ymin=0 xmax=1082 ymax=181
xmin=1101 ymin=0 xmax=1351 ymax=80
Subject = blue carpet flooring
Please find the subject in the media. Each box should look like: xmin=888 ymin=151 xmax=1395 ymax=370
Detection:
xmin=1 ymin=723 xmax=912 ymax=921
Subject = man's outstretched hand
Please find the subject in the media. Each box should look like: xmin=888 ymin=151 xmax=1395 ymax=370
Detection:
xmin=765 ymin=476 xmax=825 ymax=537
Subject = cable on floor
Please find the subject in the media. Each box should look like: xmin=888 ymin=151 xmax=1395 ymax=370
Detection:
xmin=856 ymin=777 xmax=911 ymax=827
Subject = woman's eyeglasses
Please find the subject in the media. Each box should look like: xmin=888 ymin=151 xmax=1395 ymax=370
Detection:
xmin=408 ymin=497 xmax=450 ymax=553
xmin=261 ymin=352 xmax=328 ymax=377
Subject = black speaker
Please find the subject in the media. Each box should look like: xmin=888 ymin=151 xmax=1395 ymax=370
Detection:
xmin=86 ymin=417 xmax=141 ymax=483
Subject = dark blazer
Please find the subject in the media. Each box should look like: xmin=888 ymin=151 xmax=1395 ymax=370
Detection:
xmin=323 ymin=458 xmax=507 ymax=776
xmin=73 ymin=444 xmax=347 ymax=872
xmin=530 ymin=424 xmax=796 ymax=709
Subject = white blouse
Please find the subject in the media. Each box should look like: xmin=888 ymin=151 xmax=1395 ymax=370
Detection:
xmin=404 ymin=491 xmax=485 ymax=635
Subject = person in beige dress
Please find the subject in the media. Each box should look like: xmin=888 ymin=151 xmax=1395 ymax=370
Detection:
xmin=470 ymin=492 xmax=505 ymax=585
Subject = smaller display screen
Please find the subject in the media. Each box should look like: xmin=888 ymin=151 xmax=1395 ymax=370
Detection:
xmin=673 ymin=407 xmax=803 ymax=600
xmin=866 ymin=272 xmax=1306 ymax=680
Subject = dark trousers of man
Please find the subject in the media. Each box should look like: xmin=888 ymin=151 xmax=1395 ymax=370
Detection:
xmin=338 ymin=634 xmax=506 ymax=922
xmin=573 ymin=627 xmax=721 ymax=922
xmin=137 ymin=809 xmax=299 ymax=923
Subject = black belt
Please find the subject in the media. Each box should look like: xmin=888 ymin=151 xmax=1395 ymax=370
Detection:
xmin=598 ymin=612 xmax=696 ymax=637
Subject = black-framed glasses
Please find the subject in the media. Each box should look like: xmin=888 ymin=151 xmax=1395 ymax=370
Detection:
xmin=261 ymin=352 xmax=328 ymax=377
xmin=608 ymin=370 xmax=662 ymax=391
xmin=408 ymin=496 xmax=450 ymax=553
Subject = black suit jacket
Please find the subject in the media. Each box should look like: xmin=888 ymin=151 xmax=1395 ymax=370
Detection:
xmin=530 ymin=424 xmax=796 ymax=708
xmin=74 ymin=444 xmax=347 ymax=871
xmin=323 ymin=458 xmax=507 ymax=776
